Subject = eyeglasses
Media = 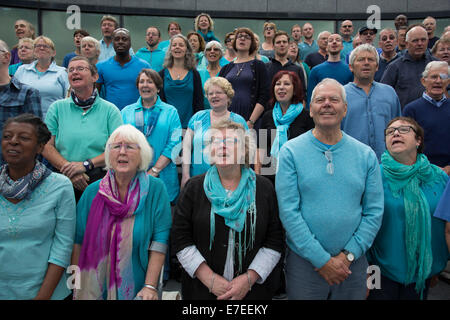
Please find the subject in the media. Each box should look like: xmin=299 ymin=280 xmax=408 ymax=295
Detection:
xmin=362 ymin=32 xmax=375 ymax=36
xmin=264 ymin=26 xmax=275 ymax=31
xmin=34 ymin=44 xmax=51 ymax=49
xmin=237 ymin=34 xmax=251 ymax=41
xmin=68 ymin=66 xmax=90 ymax=73
xmin=342 ymin=25 xmax=353 ymax=28
xmin=109 ymin=142 xmax=140 ymax=151
xmin=426 ymin=73 xmax=449 ymax=81
xmin=210 ymin=137 xmax=238 ymax=146
xmin=324 ymin=150 xmax=334 ymax=175
xmin=385 ymin=125 xmax=416 ymax=136
xmin=205 ymin=47 xmax=221 ymax=52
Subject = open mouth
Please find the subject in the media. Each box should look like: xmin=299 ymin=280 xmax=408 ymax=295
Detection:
xmin=391 ymin=140 xmax=404 ymax=146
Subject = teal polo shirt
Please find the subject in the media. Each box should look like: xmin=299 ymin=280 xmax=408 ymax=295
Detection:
xmin=45 ymin=96 xmax=123 ymax=162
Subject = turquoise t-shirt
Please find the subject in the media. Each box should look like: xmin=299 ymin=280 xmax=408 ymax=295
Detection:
xmin=135 ymin=46 xmax=167 ymax=72
xmin=187 ymin=109 xmax=248 ymax=177
xmin=0 ymin=173 xmax=75 ymax=299
xmin=45 ymin=96 xmax=123 ymax=162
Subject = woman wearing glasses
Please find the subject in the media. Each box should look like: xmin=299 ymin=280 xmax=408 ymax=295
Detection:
xmin=173 ymin=120 xmax=284 ymax=300
xmin=73 ymin=124 xmax=172 ymax=300
xmin=258 ymin=22 xmax=277 ymax=59
xmin=367 ymin=117 xmax=449 ymax=300
xmin=43 ymin=56 xmax=123 ymax=201
xmin=14 ymin=36 xmax=69 ymax=117
xmin=121 ymin=69 xmax=182 ymax=205
xmin=219 ymin=28 xmax=270 ymax=129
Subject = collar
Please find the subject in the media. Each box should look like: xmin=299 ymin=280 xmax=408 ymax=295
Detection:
xmin=422 ymin=92 xmax=447 ymax=107
xmin=134 ymin=96 xmax=162 ymax=110
xmin=24 ymin=60 xmax=58 ymax=73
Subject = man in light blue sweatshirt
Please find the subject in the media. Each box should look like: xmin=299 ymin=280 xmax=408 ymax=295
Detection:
xmin=276 ymin=78 xmax=384 ymax=300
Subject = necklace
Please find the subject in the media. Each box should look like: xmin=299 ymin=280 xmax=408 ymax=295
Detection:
xmin=236 ymin=62 xmax=245 ymax=77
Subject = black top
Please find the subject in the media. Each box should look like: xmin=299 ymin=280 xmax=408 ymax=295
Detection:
xmin=171 ymin=173 xmax=284 ymax=300
xmin=259 ymin=108 xmax=314 ymax=184
xmin=304 ymin=52 xmax=328 ymax=69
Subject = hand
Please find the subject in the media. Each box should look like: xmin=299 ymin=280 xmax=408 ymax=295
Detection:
xmin=441 ymin=165 xmax=450 ymax=176
xmin=61 ymin=161 xmax=86 ymax=178
xmin=210 ymin=274 xmax=232 ymax=298
xmin=180 ymin=174 xmax=190 ymax=190
xmin=136 ymin=286 xmax=159 ymax=300
xmin=315 ymin=256 xmax=352 ymax=286
xmin=217 ymin=274 xmax=250 ymax=300
xmin=246 ymin=120 xmax=254 ymax=130
xmin=71 ymin=173 xmax=89 ymax=191
xmin=147 ymin=168 xmax=159 ymax=178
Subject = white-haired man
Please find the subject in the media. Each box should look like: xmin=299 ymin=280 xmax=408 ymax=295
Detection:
xmin=276 ymin=78 xmax=383 ymax=300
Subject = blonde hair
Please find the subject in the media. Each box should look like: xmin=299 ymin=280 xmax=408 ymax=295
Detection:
xmin=204 ymin=76 xmax=235 ymax=102
xmin=34 ymin=36 xmax=55 ymax=51
xmin=194 ymin=13 xmax=214 ymax=32
xmin=105 ymin=124 xmax=153 ymax=172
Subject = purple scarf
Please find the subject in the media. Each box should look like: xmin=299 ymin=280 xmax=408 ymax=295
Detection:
xmin=74 ymin=170 xmax=141 ymax=300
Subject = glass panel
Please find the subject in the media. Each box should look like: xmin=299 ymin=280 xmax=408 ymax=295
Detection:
xmin=0 ymin=7 xmax=38 ymax=53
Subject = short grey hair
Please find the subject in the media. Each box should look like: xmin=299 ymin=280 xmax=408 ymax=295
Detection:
xmin=204 ymin=40 xmax=224 ymax=56
xmin=349 ymin=43 xmax=379 ymax=66
xmin=105 ymin=124 xmax=153 ymax=172
xmin=0 ymin=39 xmax=10 ymax=52
xmin=81 ymin=36 xmax=100 ymax=53
xmin=406 ymin=25 xmax=427 ymax=42
xmin=422 ymin=61 xmax=450 ymax=78
xmin=317 ymin=31 xmax=331 ymax=40
xmin=311 ymin=78 xmax=347 ymax=104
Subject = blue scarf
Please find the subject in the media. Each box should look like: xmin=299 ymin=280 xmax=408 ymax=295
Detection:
xmin=381 ymin=151 xmax=447 ymax=298
xmin=134 ymin=98 xmax=161 ymax=138
xmin=270 ymin=102 xmax=303 ymax=158
xmin=203 ymin=166 xmax=257 ymax=273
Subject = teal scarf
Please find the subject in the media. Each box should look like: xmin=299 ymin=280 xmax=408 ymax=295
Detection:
xmin=203 ymin=166 xmax=257 ymax=273
xmin=270 ymin=102 xmax=303 ymax=158
xmin=381 ymin=151 xmax=447 ymax=297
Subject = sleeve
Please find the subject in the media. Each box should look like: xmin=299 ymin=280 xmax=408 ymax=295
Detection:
xmin=254 ymin=61 xmax=270 ymax=108
xmin=44 ymin=101 xmax=58 ymax=135
xmin=107 ymin=104 xmax=124 ymax=135
xmin=306 ymin=68 xmax=318 ymax=108
xmin=176 ymin=245 xmax=206 ymax=278
xmin=192 ymin=69 xmax=204 ymax=113
xmin=402 ymin=102 xmax=415 ymax=118
xmin=248 ymin=247 xmax=281 ymax=283
xmin=434 ymin=179 xmax=450 ymax=222
xmin=380 ymin=62 xmax=398 ymax=88
xmin=75 ymin=183 xmax=98 ymax=244
xmin=149 ymin=178 xmax=172 ymax=246
xmin=59 ymin=72 xmax=70 ymax=98
xmin=161 ymin=109 xmax=182 ymax=161
xmin=48 ymin=176 xmax=76 ymax=268
xmin=25 ymin=88 xmax=43 ymax=119
xmin=344 ymin=153 xmax=384 ymax=259
xmin=171 ymin=177 xmax=199 ymax=254
xmin=275 ymin=145 xmax=331 ymax=268
xmin=96 ymin=63 xmax=104 ymax=84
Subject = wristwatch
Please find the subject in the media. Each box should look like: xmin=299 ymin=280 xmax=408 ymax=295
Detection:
xmin=83 ymin=159 xmax=94 ymax=172
xmin=151 ymin=167 xmax=160 ymax=176
xmin=341 ymin=250 xmax=355 ymax=263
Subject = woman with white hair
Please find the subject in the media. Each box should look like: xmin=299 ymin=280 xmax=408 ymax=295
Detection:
xmin=197 ymin=41 xmax=230 ymax=107
xmin=159 ymin=34 xmax=203 ymax=128
xmin=73 ymin=124 xmax=172 ymax=300
xmin=80 ymin=36 xmax=101 ymax=66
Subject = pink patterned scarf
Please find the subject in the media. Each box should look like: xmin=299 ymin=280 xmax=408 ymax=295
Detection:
xmin=74 ymin=170 xmax=141 ymax=300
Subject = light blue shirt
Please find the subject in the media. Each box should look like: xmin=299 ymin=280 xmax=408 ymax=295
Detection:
xmin=158 ymin=40 xmax=170 ymax=52
xmin=187 ymin=110 xmax=248 ymax=177
xmin=342 ymin=82 xmax=402 ymax=161
xmin=121 ymin=96 xmax=182 ymax=202
xmin=135 ymin=45 xmax=167 ymax=72
xmin=0 ymin=173 xmax=76 ymax=299
xmin=96 ymin=56 xmax=151 ymax=110
xmin=275 ymin=130 xmax=384 ymax=269
xmin=98 ymin=38 xmax=135 ymax=62
xmin=14 ymin=61 xmax=69 ymax=118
